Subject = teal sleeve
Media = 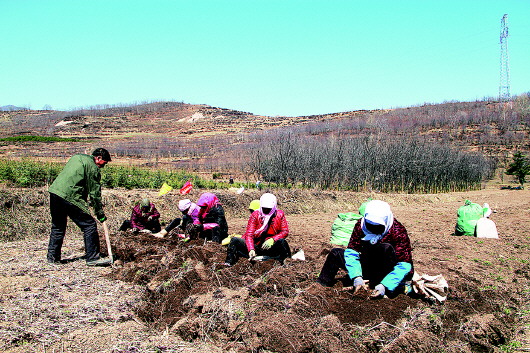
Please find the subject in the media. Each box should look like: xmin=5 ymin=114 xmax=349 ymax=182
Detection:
xmin=344 ymin=248 xmax=362 ymax=280
xmin=380 ymin=262 xmax=412 ymax=291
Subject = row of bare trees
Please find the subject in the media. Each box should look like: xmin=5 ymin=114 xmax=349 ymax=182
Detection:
xmin=68 ymin=101 xmax=187 ymax=118
xmin=248 ymin=132 xmax=494 ymax=193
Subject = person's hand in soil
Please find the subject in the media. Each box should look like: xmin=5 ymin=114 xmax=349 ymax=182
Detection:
xmin=370 ymin=284 xmax=386 ymax=299
xmin=343 ymin=277 xmax=369 ymax=294
xmin=353 ymin=277 xmax=369 ymax=294
xmin=248 ymin=250 xmax=256 ymax=260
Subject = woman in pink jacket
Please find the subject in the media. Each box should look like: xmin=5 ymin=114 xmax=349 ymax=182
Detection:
xmin=225 ymin=193 xmax=291 ymax=266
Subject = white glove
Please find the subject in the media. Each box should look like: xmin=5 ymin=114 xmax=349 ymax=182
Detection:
xmin=353 ymin=277 xmax=369 ymax=294
xmin=370 ymin=284 xmax=386 ymax=299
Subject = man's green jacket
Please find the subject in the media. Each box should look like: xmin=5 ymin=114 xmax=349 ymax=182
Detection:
xmin=49 ymin=154 xmax=106 ymax=221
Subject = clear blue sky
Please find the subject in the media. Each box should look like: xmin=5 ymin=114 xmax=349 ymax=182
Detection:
xmin=2 ymin=0 xmax=530 ymax=117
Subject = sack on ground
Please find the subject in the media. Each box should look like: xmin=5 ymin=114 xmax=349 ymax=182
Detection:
xmin=475 ymin=217 xmax=499 ymax=238
xmin=411 ymin=272 xmax=449 ymax=303
xmin=330 ymin=212 xmax=363 ymax=246
xmin=291 ymin=249 xmax=305 ymax=261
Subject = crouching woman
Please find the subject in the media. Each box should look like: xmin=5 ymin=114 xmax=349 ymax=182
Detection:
xmin=194 ymin=193 xmax=228 ymax=243
xmin=225 ymin=193 xmax=291 ymax=266
xmin=317 ymin=200 xmax=413 ymax=299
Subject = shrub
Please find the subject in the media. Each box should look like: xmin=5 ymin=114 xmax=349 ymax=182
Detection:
xmin=505 ymin=152 xmax=530 ymax=188
xmin=0 ymin=159 xmax=210 ymax=190
xmin=0 ymin=159 xmax=61 ymax=187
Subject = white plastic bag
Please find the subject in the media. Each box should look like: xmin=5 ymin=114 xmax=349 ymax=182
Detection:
xmin=475 ymin=217 xmax=499 ymax=238
xmin=291 ymin=249 xmax=306 ymax=261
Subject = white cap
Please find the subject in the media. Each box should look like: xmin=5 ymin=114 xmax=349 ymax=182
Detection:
xmin=260 ymin=193 xmax=277 ymax=208
xmin=178 ymin=199 xmax=192 ymax=212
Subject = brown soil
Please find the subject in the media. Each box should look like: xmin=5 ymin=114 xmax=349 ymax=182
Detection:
xmin=0 ymin=186 xmax=529 ymax=352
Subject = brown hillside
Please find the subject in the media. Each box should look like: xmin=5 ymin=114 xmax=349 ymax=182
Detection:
xmin=0 ymin=98 xmax=528 ymax=171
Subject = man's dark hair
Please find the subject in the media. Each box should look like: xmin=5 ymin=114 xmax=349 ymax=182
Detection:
xmin=92 ymin=148 xmax=112 ymax=162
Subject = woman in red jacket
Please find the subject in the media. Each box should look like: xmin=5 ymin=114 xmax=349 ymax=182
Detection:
xmin=225 ymin=193 xmax=291 ymax=266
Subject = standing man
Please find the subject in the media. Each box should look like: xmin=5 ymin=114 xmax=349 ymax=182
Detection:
xmin=47 ymin=148 xmax=113 ymax=266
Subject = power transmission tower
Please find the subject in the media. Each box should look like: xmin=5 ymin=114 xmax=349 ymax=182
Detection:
xmin=499 ymin=14 xmax=510 ymax=101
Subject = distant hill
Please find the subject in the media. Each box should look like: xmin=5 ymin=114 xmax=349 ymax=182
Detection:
xmin=0 ymin=105 xmax=28 ymax=112
xmin=0 ymin=98 xmax=528 ymax=170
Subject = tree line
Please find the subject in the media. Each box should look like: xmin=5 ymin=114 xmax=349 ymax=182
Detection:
xmin=248 ymin=132 xmax=494 ymax=193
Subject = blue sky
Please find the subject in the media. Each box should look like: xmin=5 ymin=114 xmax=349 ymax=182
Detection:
xmin=2 ymin=0 xmax=530 ymax=117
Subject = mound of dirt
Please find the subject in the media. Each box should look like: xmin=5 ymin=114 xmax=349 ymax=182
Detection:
xmin=105 ymin=218 xmax=523 ymax=353
xmin=0 ymin=187 xmax=529 ymax=352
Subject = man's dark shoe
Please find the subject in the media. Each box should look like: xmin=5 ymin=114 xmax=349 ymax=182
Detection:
xmin=86 ymin=257 xmax=112 ymax=267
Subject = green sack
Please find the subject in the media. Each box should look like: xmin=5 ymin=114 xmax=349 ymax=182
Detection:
xmin=454 ymin=200 xmax=484 ymax=236
xmin=330 ymin=212 xmax=363 ymax=246
xmin=358 ymin=198 xmax=372 ymax=217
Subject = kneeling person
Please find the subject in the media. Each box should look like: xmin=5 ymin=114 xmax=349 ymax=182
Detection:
xmin=317 ymin=200 xmax=413 ymax=299
xmin=153 ymin=199 xmax=199 ymax=239
xmin=120 ymin=198 xmax=161 ymax=233
xmin=225 ymin=193 xmax=291 ymax=266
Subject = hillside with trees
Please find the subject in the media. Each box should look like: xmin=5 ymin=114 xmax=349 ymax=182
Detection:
xmin=0 ymin=95 xmax=528 ymax=190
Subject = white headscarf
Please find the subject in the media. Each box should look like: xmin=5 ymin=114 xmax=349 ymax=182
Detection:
xmin=255 ymin=193 xmax=278 ymax=235
xmin=360 ymin=200 xmax=394 ymax=244
xmin=178 ymin=199 xmax=192 ymax=212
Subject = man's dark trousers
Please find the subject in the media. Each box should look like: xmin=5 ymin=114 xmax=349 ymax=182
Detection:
xmin=48 ymin=193 xmax=100 ymax=262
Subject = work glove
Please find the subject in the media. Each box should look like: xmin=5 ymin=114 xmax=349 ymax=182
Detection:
xmin=353 ymin=277 xmax=369 ymax=294
xmin=147 ymin=216 xmax=153 ymax=221
xmin=262 ymin=238 xmax=275 ymax=250
xmin=370 ymin=284 xmax=386 ymax=299
xmin=248 ymin=250 xmax=256 ymax=260
xmin=95 ymin=209 xmax=106 ymax=223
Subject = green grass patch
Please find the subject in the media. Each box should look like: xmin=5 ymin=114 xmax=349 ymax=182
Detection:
xmin=0 ymin=135 xmax=80 ymax=143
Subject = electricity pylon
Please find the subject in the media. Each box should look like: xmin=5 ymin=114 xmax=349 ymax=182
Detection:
xmin=499 ymin=14 xmax=510 ymax=102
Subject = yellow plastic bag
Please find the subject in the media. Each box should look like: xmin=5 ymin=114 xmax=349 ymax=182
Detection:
xmin=158 ymin=182 xmax=173 ymax=196
xmin=221 ymin=233 xmax=241 ymax=246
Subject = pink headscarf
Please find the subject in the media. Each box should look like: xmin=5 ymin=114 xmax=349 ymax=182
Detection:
xmin=255 ymin=193 xmax=278 ymax=235
xmin=197 ymin=192 xmax=220 ymax=220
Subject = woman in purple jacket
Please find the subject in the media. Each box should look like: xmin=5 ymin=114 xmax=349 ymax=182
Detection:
xmin=120 ymin=198 xmax=161 ymax=233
